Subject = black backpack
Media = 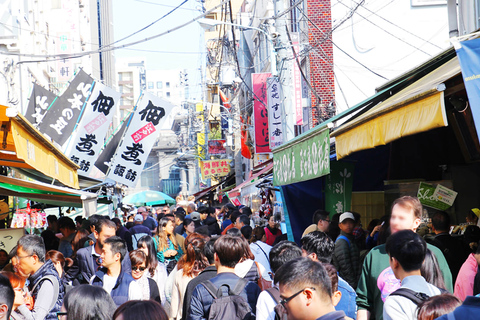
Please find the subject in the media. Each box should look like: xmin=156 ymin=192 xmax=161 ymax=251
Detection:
xmin=265 ymin=287 xmax=287 ymax=320
xmin=202 ymin=278 xmax=255 ymax=320
xmin=389 ymin=287 xmax=449 ymax=305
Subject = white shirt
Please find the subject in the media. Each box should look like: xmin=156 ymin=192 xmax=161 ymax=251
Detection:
xmin=256 ymin=288 xmax=278 ymax=320
xmin=250 ymin=241 xmax=272 ymax=277
xmin=92 ymin=273 xmax=143 ymax=301
xmin=234 ymin=259 xmax=272 ymax=281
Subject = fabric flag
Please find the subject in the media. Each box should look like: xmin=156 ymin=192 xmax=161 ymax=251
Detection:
xmin=24 ymin=84 xmax=58 ymax=126
xmin=65 ymin=81 xmax=120 ymax=177
xmin=38 ymin=69 xmax=94 ymax=145
xmin=252 ymin=73 xmax=271 ymax=154
xmin=454 ymin=38 xmax=480 ymax=143
xmin=95 ymin=114 xmax=131 ymax=174
xmin=106 ymin=92 xmax=173 ymax=187
xmin=267 ymin=77 xmax=283 ymax=149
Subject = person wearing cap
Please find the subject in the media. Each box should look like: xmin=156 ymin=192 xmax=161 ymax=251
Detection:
xmin=332 ymin=211 xmax=360 ymax=290
xmin=130 ymin=214 xmax=151 ymax=250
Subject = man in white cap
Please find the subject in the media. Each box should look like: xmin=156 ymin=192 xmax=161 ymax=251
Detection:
xmin=130 ymin=214 xmax=151 ymax=250
xmin=332 ymin=211 xmax=360 ymax=290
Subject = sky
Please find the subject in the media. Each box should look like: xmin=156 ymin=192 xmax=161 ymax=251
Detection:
xmin=112 ymin=0 xmax=206 ymax=99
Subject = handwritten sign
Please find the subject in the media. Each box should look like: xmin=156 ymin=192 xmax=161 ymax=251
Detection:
xmin=252 ymin=73 xmax=271 ymax=154
xmin=273 ymin=128 xmax=330 ymax=186
xmin=201 ymin=160 xmax=231 ymax=179
xmin=0 ymin=228 xmax=25 ymax=254
xmin=267 ymin=77 xmax=283 ymax=149
xmin=417 ymin=182 xmax=451 ymax=210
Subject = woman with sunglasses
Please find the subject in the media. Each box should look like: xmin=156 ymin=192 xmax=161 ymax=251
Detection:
xmin=129 ymin=250 xmax=161 ymax=303
xmin=137 ymin=235 xmax=167 ymax=305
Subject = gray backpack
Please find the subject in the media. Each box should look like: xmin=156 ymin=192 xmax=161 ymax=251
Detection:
xmin=202 ymin=278 xmax=255 ymax=320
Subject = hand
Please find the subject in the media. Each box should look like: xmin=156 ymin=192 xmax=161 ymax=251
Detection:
xmin=371 ymin=225 xmax=381 ymax=237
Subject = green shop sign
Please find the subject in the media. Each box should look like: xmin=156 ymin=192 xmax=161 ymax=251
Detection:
xmin=273 ymin=128 xmax=330 ymax=186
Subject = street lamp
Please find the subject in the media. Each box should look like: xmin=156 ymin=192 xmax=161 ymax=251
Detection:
xmin=197 ymin=18 xmax=277 ymax=76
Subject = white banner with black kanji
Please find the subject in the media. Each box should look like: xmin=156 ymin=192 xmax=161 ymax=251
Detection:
xmin=106 ymin=92 xmax=173 ymax=187
xmin=65 ymin=81 xmax=120 ymax=176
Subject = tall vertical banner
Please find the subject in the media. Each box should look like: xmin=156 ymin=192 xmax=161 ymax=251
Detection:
xmin=24 ymin=84 xmax=58 ymax=126
xmin=106 ymin=92 xmax=173 ymax=187
xmin=325 ymin=161 xmax=354 ymax=216
xmin=65 ymin=82 xmax=120 ymax=176
xmin=267 ymin=77 xmax=283 ymax=149
xmin=252 ymin=73 xmax=271 ymax=154
xmin=291 ymin=33 xmax=303 ymax=125
xmin=38 ymin=69 xmax=94 ymax=145
xmin=455 ymin=38 xmax=480 ymax=143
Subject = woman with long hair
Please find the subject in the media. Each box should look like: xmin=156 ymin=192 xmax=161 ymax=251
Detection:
xmin=129 ymin=250 xmax=161 ymax=303
xmin=181 ymin=218 xmax=195 ymax=238
xmin=60 ymin=284 xmax=116 ymax=320
xmin=137 ymin=235 xmax=168 ymax=304
xmin=170 ymin=233 xmax=209 ymax=320
xmin=421 ymin=248 xmax=446 ymax=290
xmin=154 ymin=217 xmax=183 ymax=273
xmin=234 ymin=233 xmax=272 ymax=287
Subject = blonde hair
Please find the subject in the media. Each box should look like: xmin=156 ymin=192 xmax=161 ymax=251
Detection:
xmin=156 ymin=217 xmax=178 ymax=251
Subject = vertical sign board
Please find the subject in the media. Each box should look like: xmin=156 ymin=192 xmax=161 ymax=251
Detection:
xmin=291 ymin=33 xmax=303 ymax=125
xmin=252 ymin=73 xmax=272 ymax=154
xmin=325 ymin=161 xmax=355 ymax=216
xmin=65 ymin=81 xmax=121 ymax=177
xmin=273 ymin=128 xmax=330 ymax=186
xmin=267 ymin=77 xmax=284 ymax=149
xmin=106 ymin=92 xmax=173 ymax=187
xmin=56 ymin=32 xmax=73 ymax=82
xmin=454 ymin=38 xmax=480 ymax=145
xmin=196 ymin=103 xmax=206 ymax=160
xmin=24 ymin=84 xmax=58 ymax=126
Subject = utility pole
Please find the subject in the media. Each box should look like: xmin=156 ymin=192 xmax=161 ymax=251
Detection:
xmin=274 ymin=0 xmax=295 ymax=142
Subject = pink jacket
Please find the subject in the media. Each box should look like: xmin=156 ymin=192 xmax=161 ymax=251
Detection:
xmin=454 ymin=253 xmax=478 ymax=301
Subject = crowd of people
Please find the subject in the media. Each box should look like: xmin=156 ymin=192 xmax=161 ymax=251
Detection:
xmin=0 ymin=197 xmax=479 ymax=320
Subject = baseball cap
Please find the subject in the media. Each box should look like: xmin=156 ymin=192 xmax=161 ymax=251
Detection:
xmin=134 ymin=214 xmax=144 ymax=222
xmin=339 ymin=212 xmax=355 ymax=223
xmin=191 ymin=212 xmax=201 ymax=221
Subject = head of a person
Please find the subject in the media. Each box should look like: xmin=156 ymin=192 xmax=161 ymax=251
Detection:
xmin=178 ymin=233 xmax=209 ymax=277
xmin=57 ymin=217 xmax=76 ymax=236
xmin=386 ymin=229 xmax=426 ymax=277
xmin=127 ymin=214 xmax=134 ymax=223
xmin=431 ymin=211 xmax=450 ymax=233
xmin=163 ymin=205 xmax=171 ymax=215
xmin=235 ymin=214 xmax=250 ymax=229
xmin=175 ymin=212 xmax=185 ymax=226
xmin=100 ymin=236 xmax=126 ymax=269
xmin=240 ymin=206 xmax=253 ymax=218
xmin=113 ymin=300 xmax=168 ymax=320
xmin=214 ymin=235 xmax=245 ymax=269
xmin=274 ymin=257 xmax=333 ymax=320
xmin=206 ymin=207 xmax=216 ymax=218
xmin=270 ymin=241 xmax=302 ymax=275
xmin=45 ymin=250 xmax=66 ymax=278
xmin=88 ymin=214 xmax=103 ymax=233
xmin=390 ymin=196 xmax=422 ymax=234
xmin=138 ymin=207 xmax=148 ymax=219
xmin=417 ymin=294 xmax=461 ymax=320
xmin=46 ymin=215 xmax=58 ymax=231
xmin=421 ymin=248 xmax=446 ymax=289
xmin=312 ymin=210 xmax=331 ymax=232
xmin=136 ymin=235 xmax=158 ymax=275
xmin=204 ymin=237 xmax=217 ymax=265
xmin=226 ymin=226 xmax=243 ymax=238
xmin=183 ymin=218 xmax=195 ymax=235
xmin=187 ymin=203 xmax=196 ymax=214
xmin=267 ymin=214 xmax=277 ymax=229
xmin=251 ymin=226 xmax=266 ymax=243
xmin=157 ymin=216 xmax=177 ymax=250
xmin=198 ymin=206 xmax=208 ymax=221
xmin=301 ymin=231 xmax=334 ymax=263
xmin=74 ymin=216 xmax=83 ymax=228
xmin=71 ymin=228 xmax=91 ymax=256
xmin=338 ymin=212 xmax=355 ymax=234
xmin=322 ymin=263 xmax=342 ymax=307
xmin=229 ymin=210 xmax=241 ymax=224
xmin=0 ymin=250 xmax=9 ymax=267
xmin=467 ymin=208 xmax=480 ymax=224
xmin=129 ymin=250 xmax=147 ymax=280
xmin=134 ymin=214 xmax=144 ymax=225
xmin=93 ymin=219 xmax=117 ymax=249
xmin=0 ymin=274 xmax=14 ymax=320
xmin=61 ymin=284 xmax=116 ymax=320
xmin=15 ymin=235 xmax=46 ymax=276
xmin=241 ymin=226 xmax=253 ymax=240
xmin=111 ymin=218 xmax=122 ymax=230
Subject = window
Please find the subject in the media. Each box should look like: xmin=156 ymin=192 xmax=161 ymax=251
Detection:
xmin=148 ymin=82 xmax=154 ymax=89
xmin=166 ymin=92 xmax=171 ymax=98
xmin=166 ymin=82 xmax=170 ymax=88
xmin=156 ymin=81 xmax=163 ymax=89
xmin=118 ymin=73 xmax=122 ymax=81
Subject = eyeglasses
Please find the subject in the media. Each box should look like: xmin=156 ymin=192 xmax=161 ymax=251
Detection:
xmin=132 ymin=266 xmax=146 ymax=271
xmin=57 ymin=311 xmax=67 ymax=319
xmin=15 ymin=254 xmax=33 ymax=261
xmin=279 ymin=287 xmax=316 ymax=309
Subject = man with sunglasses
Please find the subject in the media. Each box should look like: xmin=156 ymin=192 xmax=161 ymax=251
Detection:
xmin=275 ymin=257 xmax=346 ymax=320
xmin=302 ymin=210 xmax=331 ymax=237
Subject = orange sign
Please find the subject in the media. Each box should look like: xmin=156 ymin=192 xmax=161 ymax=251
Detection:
xmin=201 ymin=160 xmax=231 ymax=179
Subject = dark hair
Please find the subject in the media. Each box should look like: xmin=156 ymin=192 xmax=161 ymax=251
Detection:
xmin=111 ymin=217 xmax=122 ymax=228
xmin=366 ymin=219 xmax=381 ymax=233
xmin=391 ymin=196 xmax=423 ymax=219
xmin=214 ymin=235 xmax=245 ymax=268
xmin=204 ymin=237 xmax=217 ymax=264
xmin=137 ymin=236 xmax=159 ymax=277
xmin=0 ymin=273 xmax=14 ymax=319
xmin=176 ymin=233 xmax=209 ymax=277
xmin=238 ymin=214 xmax=250 ymax=226
xmin=301 ymin=231 xmax=334 ymax=263
xmin=63 ymin=284 xmax=116 ymax=320
xmin=312 ymin=210 xmax=330 ymax=225
xmin=94 ymin=218 xmax=116 ymax=234
xmin=71 ymin=229 xmax=90 ymax=259
xmin=104 ymin=236 xmax=127 ymax=262
xmin=183 ymin=218 xmax=195 ymax=232
xmin=230 ymin=210 xmax=241 ymax=223
xmin=18 ymin=234 xmax=46 ymax=262
xmin=57 ymin=217 xmax=76 ymax=231
xmin=417 ymin=294 xmax=461 ymax=320
xmin=241 ymin=207 xmax=253 ymax=217
xmin=241 ymin=226 xmax=253 ymax=240
xmin=113 ymin=300 xmax=168 ymax=320
xmin=175 ymin=212 xmax=185 ymax=222
xmin=47 ymin=215 xmax=58 ymax=224
xmin=323 ymin=263 xmax=339 ymax=291
xmin=421 ymin=249 xmax=446 ymax=289
xmin=386 ymin=230 xmax=426 ymax=272
xmin=206 ymin=207 xmax=216 ymax=216
xmin=250 ymin=226 xmax=266 ymax=243
xmin=88 ymin=214 xmax=104 ymax=230
xmin=275 ymin=257 xmax=332 ymax=298
xmin=352 ymin=212 xmax=361 ymax=223
xmin=269 ymin=241 xmax=302 ymax=274
xmin=129 ymin=249 xmax=146 ymax=266
xmin=431 ymin=211 xmax=450 ymax=232
xmin=226 ymin=227 xmax=243 ymax=238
